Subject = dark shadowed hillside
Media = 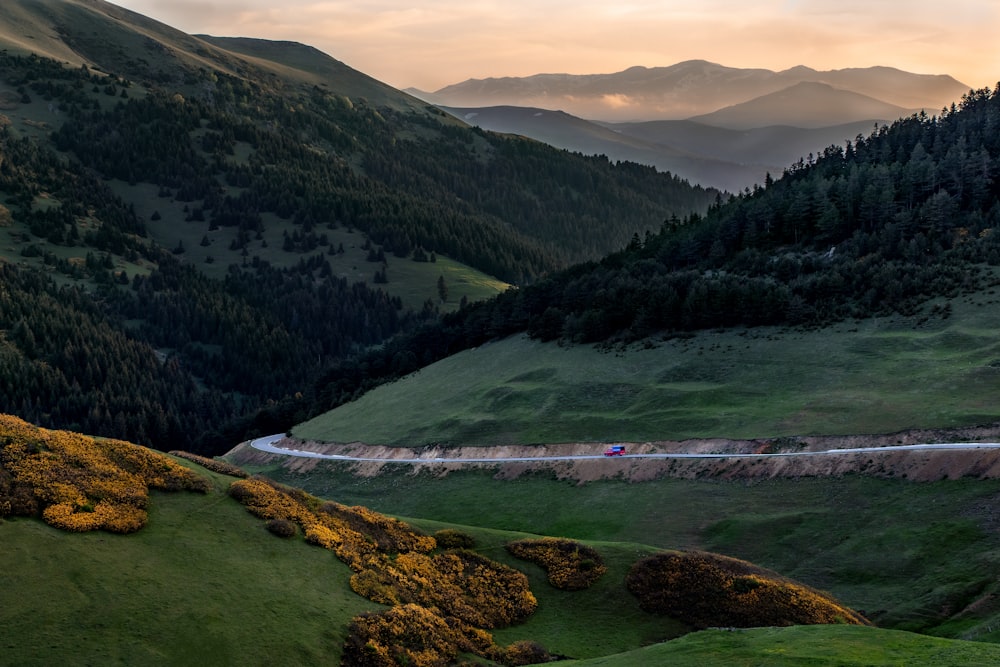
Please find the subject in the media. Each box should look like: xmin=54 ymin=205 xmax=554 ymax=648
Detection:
xmin=0 ymin=0 xmax=715 ymax=453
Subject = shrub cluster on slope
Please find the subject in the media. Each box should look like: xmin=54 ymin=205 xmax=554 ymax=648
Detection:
xmin=227 ymin=476 xmax=552 ymax=665
xmin=626 ymin=550 xmax=870 ymax=630
xmin=0 ymin=414 xmax=208 ymax=532
xmin=506 ymin=537 xmax=608 ymax=590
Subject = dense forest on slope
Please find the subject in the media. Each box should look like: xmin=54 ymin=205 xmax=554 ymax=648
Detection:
xmin=0 ymin=22 xmax=712 ymax=455
xmin=36 ymin=54 xmax=713 ymax=283
xmin=306 ymin=86 xmax=1000 ymax=418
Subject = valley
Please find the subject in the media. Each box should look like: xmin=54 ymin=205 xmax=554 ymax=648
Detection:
xmin=1 ymin=1 xmax=1000 ymax=665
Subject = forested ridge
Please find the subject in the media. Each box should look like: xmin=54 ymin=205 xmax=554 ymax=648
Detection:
xmin=307 ymin=85 xmax=1000 ymax=418
xmin=0 ymin=31 xmax=712 ymax=455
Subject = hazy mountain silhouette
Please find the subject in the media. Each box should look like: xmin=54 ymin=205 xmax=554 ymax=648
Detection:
xmin=442 ymin=106 xmax=769 ymax=191
xmin=686 ymin=81 xmax=916 ymax=130
xmin=409 ymin=61 xmax=969 ymax=122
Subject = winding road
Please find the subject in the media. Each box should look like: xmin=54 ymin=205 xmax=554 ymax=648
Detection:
xmin=248 ymin=434 xmax=1000 ymax=464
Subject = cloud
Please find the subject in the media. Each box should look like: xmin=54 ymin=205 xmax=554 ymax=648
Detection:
xmin=600 ymin=94 xmax=636 ymax=109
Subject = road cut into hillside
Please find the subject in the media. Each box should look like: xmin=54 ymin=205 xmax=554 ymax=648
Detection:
xmin=225 ymin=423 xmax=1000 ymax=483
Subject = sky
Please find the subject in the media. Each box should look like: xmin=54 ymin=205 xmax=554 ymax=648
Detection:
xmin=110 ymin=0 xmax=1000 ymax=93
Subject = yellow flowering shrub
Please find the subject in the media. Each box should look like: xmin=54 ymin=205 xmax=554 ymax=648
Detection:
xmin=0 ymin=414 xmax=210 ymax=533
xmin=225 ymin=470 xmax=553 ymax=665
xmin=228 ymin=477 xmax=318 ymax=526
xmin=342 ymin=604 xmax=465 ymax=667
xmin=626 ymin=550 xmax=871 ymax=629
xmin=319 ymin=501 xmax=437 ymax=554
xmin=506 ymin=537 xmax=608 ymax=590
xmin=342 ymin=604 xmax=557 ymax=667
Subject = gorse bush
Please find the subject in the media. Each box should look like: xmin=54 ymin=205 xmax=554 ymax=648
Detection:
xmin=0 ymin=414 xmax=209 ymax=533
xmin=265 ymin=518 xmax=297 ymax=538
xmin=626 ymin=550 xmax=870 ymax=629
xmin=226 ymin=475 xmax=545 ymax=665
xmin=350 ymin=549 xmax=537 ymax=629
xmin=506 ymin=537 xmax=608 ymax=590
xmin=342 ymin=604 xmax=558 ymax=667
xmin=433 ymin=528 xmax=476 ymax=550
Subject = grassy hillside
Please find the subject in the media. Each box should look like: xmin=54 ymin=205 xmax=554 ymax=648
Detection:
xmin=564 ymin=625 xmax=1000 ymax=666
xmin=251 ymin=463 xmax=1000 ymax=642
xmin=0 ymin=473 xmax=381 ymax=666
xmin=10 ymin=465 xmax=988 ymax=666
xmin=0 ymin=433 xmax=866 ymax=666
xmin=293 ymin=285 xmax=1000 ymax=445
xmin=2 ymin=414 xmax=994 ymax=665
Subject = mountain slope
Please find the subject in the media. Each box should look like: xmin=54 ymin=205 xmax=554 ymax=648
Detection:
xmin=600 ymin=119 xmax=883 ymax=172
xmin=0 ymin=0 xmax=717 ymax=453
xmin=299 ymin=85 xmax=1000 ymax=428
xmin=413 ymin=60 xmax=969 ymax=121
xmin=687 ymin=81 xmax=916 ymax=130
xmin=442 ymin=105 xmax=768 ymax=191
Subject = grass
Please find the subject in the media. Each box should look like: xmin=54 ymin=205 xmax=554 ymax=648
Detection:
xmin=0 ymin=465 xmax=382 ymax=666
xmin=0 ymin=462 xmax=697 ymax=664
xmin=292 ymin=289 xmax=1000 ymax=445
xmin=251 ymin=463 xmax=1000 ymax=641
xmin=562 ymin=625 xmax=1000 ymax=666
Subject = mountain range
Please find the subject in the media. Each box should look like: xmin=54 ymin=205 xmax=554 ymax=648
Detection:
xmin=441 ymin=105 xmax=887 ymax=192
xmin=422 ymin=65 xmax=973 ymax=191
xmin=409 ymin=61 xmax=969 ymax=122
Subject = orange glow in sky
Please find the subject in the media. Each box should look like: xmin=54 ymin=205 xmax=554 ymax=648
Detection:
xmin=111 ymin=0 xmax=999 ymax=92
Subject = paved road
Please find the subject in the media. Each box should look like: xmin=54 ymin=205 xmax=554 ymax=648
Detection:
xmin=249 ymin=434 xmax=1000 ymax=464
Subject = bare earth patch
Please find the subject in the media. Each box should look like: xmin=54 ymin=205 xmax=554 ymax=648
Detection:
xmin=226 ymin=423 xmax=1000 ymax=484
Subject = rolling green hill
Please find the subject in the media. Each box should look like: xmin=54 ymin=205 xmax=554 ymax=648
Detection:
xmin=563 ymin=625 xmax=1000 ymax=666
xmin=292 ymin=284 xmax=1000 ymax=446
xmin=2 ymin=415 xmax=893 ymax=666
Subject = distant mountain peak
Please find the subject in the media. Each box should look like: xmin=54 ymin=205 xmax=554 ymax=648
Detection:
xmin=422 ymin=62 xmax=970 ymax=122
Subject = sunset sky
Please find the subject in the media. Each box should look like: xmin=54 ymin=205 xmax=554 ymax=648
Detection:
xmin=112 ymin=0 xmax=999 ymax=93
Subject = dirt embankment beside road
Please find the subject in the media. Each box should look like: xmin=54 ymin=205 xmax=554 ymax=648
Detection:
xmin=225 ymin=423 xmax=1000 ymax=484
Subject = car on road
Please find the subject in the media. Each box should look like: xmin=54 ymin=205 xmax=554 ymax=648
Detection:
xmin=604 ymin=445 xmax=626 ymax=456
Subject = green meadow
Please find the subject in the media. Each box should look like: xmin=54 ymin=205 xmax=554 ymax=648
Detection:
xmin=293 ymin=288 xmax=1000 ymax=446
xmin=563 ymin=625 xmax=1000 ymax=666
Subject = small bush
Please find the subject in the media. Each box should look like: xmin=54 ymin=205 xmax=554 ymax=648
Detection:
xmin=434 ymin=528 xmax=476 ymax=550
xmin=266 ymin=518 xmax=297 ymax=538
xmin=501 ymin=639 xmax=558 ymax=666
xmin=506 ymin=537 xmax=607 ymax=590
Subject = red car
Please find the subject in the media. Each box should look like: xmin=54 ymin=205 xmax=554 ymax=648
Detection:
xmin=604 ymin=445 xmax=626 ymax=456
